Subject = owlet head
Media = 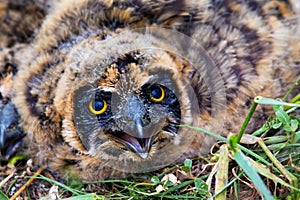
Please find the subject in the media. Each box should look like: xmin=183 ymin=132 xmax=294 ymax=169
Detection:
xmin=68 ymin=28 xmax=226 ymax=172
xmin=72 ymin=48 xmax=190 ymax=160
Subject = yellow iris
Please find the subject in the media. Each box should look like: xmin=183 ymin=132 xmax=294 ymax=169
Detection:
xmin=88 ymin=99 xmax=107 ymax=115
xmin=150 ymin=86 xmax=165 ymax=102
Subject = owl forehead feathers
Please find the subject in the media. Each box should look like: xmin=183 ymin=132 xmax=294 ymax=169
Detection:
xmin=98 ymin=61 xmax=151 ymax=96
xmin=94 ymin=47 xmax=182 ymax=96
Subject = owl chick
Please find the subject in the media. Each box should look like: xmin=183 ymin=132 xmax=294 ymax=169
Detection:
xmin=0 ymin=0 xmax=299 ymax=181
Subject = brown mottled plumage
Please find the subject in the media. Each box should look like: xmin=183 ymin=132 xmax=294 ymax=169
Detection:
xmin=0 ymin=0 xmax=299 ymax=181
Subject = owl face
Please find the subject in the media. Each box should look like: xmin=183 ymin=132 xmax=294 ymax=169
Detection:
xmin=73 ymin=57 xmax=182 ymax=159
xmin=71 ymin=45 xmax=194 ymax=162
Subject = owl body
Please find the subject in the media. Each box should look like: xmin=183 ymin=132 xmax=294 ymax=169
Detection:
xmin=0 ymin=0 xmax=299 ymax=180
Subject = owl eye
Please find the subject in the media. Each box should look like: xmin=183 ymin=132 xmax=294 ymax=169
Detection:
xmin=88 ymin=99 xmax=108 ymax=115
xmin=150 ymin=86 xmax=165 ymax=102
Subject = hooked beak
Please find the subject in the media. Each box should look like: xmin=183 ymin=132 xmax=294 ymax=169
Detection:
xmin=133 ymin=117 xmax=152 ymax=158
xmin=107 ymin=115 xmax=155 ymax=159
xmin=108 ymin=129 xmax=154 ymax=159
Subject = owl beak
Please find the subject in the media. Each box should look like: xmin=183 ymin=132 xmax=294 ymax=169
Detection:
xmin=107 ymin=115 xmax=154 ymax=159
xmin=109 ymin=131 xmax=153 ymax=159
xmin=134 ymin=137 xmax=152 ymax=159
xmin=133 ymin=117 xmax=152 ymax=159
xmin=129 ymin=136 xmax=153 ymax=159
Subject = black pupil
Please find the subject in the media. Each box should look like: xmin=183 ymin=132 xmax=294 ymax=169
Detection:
xmin=151 ymin=87 xmax=162 ymax=99
xmin=93 ymin=100 xmax=104 ymax=111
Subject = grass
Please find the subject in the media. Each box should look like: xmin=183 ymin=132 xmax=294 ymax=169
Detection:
xmin=0 ymin=79 xmax=299 ymax=199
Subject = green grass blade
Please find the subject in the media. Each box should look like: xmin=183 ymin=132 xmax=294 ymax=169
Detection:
xmin=194 ymin=178 xmax=209 ymax=196
xmin=233 ymin=149 xmax=275 ymax=200
xmin=0 ymin=190 xmax=9 ymax=200
xmin=254 ymin=96 xmax=300 ymax=107
xmin=236 ymin=99 xmax=258 ymax=143
xmin=248 ymin=158 xmax=300 ymax=192
xmin=66 ymin=194 xmax=104 ymax=200
xmin=179 ymin=125 xmax=228 ymax=142
xmin=290 ymin=93 xmax=300 ymax=103
xmin=159 ymin=195 xmax=206 ymax=199
xmin=8 ymin=155 xmax=28 ymax=165
xmin=28 ymin=175 xmax=86 ymax=196
xmin=161 ymin=180 xmax=194 ymax=196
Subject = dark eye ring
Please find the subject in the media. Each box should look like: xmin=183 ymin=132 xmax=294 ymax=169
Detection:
xmin=88 ymin=99 xmax=108 ymax=115
xmin=150 ymin=86 xmax=165 ymax=102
